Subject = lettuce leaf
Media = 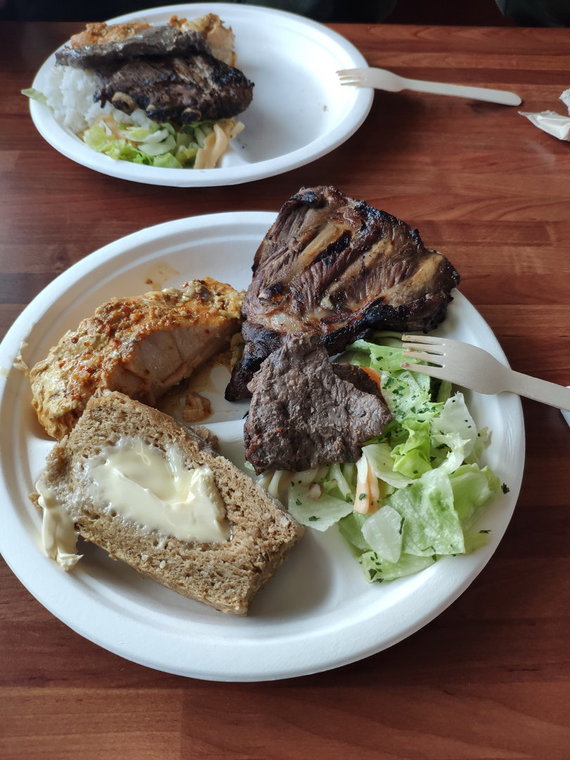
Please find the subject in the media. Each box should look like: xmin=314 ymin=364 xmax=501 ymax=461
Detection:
xmin=21 ymin=87 xmax=48 ymax=105
xmin=387 ymin=469 xmax=465 ymax=557
xmin=287 ymin=480 xmax=353 ymax=532
xmin=358 ymin=551 xmax=436 ymax=583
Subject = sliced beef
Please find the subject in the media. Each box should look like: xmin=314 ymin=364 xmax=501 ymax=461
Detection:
xmin=226 ymin=186 xmax=460 ymax=400
xmin=244 ymin=335 xmax=392 ymax=474
xmin=55 ymin=24 xmax=254 ymax=125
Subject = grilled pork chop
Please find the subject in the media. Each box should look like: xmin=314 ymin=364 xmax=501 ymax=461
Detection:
xmin=226 ymin=186 xmax=460 ymax=400
xmin=30 ymin=278 xmax=242 ymax=439
xmin=244 ymin=334 xmax=392 ymax=473
xmin=97 ymin=54 xmax=252 ymax=125
xmin=56 ymin=23 xmax=253 ymax=125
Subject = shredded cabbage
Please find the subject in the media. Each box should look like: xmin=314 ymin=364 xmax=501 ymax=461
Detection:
xmin=21 ymin=87 xmax=48 ymax=105
xmin=21 ymin=86 xmax=241 ymax=169
xmin=82 ymin=117 xmax=241 ymax=169
xmin=278 ymin=333 xmax=504 ymax=583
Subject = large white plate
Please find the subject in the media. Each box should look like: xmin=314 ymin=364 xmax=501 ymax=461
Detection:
xmin=0 ymin=212 xmax=524 ymax=681
xmin=28 ymin=3 xmax=373 ymax=187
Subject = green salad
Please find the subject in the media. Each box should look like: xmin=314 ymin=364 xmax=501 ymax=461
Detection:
xmin=264 ymin=333 xmax=505 ymax=583
xmin=82 ymin=117 xmax=241 ymax=169
xmin=83 ymin=119 xmax=206 ymax=168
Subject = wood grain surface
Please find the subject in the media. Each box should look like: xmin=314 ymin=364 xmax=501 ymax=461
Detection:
xmin=1 ymin=20 xmax=569 ymax=760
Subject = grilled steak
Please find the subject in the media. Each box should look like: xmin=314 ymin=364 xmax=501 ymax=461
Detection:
xmin=226 ymin=186 xmax=460 ymax=400
xmin=97 ymin=54 xmax=253 ymax=124
xmin=244 ymin=335 xmax=392 ymax=474
xmin=55 ymin=24 xmax=254 ymax=125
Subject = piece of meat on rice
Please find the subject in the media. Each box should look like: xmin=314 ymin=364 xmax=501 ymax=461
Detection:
xmin=56 ymin=23 xmax=254 ymax=125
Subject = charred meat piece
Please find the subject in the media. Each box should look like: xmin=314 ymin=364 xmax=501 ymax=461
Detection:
xmin=97 ymin=54 xmax=253 ymax=124
xmin=55 ymin=24 xmax=254 ymax=125
xmin=244 ymin=335 xmax=392 ymax=474
xmin=29 ymin=278 xmax=242 ymax=440
xmin=226 ymin=186 xmax=460 ymax=400
xmin=331 ymin=363 xmax=381 ymax=396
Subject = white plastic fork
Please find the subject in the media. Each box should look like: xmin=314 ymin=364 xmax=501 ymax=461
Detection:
xmin=337 ymin=68 xmax=522 ymax=106
xmin=401 ymin=334 xmax=570 ymax=410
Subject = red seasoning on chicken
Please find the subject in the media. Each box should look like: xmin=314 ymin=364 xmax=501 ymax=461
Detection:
xmin=30 ymin=278 xmax=242 ymax=439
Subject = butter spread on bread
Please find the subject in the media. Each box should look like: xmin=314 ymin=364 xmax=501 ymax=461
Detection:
xmin=82 ymin=440 xmax=230 ymax=543
xmin=32 ymin=391 xmax=304 ymax=615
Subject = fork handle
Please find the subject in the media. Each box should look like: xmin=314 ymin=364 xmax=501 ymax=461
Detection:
xmin=402 ymin=78 xmax=522 ymax=106
xmin=506 ymin=369 xmax=570 ymax=410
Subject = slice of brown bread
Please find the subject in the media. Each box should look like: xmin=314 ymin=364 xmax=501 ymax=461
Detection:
xmin=32 ymin=391 xmax=304 ymax=615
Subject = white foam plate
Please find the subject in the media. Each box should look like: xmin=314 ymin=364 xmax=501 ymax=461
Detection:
xmin=0 ymin=212 xmax=524 ymax=681
xmin=28 ymin=3 xmax=373 ymax=186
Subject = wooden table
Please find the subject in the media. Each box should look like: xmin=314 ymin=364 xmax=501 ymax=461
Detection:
xmin=1 ymin=20 xmax=569 ymax=760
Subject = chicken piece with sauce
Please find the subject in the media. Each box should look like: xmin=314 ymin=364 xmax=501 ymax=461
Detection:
xmin=68 ymin=14 xmax=236 ymax=65
xmin=29 ymin=278 xmax=242 ymax=439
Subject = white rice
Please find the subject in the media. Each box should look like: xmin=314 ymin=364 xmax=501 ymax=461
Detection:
xmin=43 ymin=65 xmax=154 ymax=134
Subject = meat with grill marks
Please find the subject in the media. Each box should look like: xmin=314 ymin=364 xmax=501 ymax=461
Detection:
xmin=226 ymin=186 xmax=460 ymax=400
xmin=96 ymin=53 xmax=253 ymax=125
xmin=55 ymin=22 xmax=254 ymax=125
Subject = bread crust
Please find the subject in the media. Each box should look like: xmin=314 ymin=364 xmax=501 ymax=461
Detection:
xmin=34 ymin=392 xmax=304 ymax=615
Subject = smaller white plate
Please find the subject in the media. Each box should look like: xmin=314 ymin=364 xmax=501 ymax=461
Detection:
xmin=28 ymin=3 xmax=373 ymax=187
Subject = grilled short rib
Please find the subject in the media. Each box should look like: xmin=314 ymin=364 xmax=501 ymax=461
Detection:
xmin=226 ymin=186 xmax=460 ymax=400
xmin=56 ymin=25 xmax=253 ymax=125
xmin=244 ymin=335 xmax=392 ymax=473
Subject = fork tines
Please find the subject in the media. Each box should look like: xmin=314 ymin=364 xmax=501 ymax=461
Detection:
xmin=401 ymin=334 xmax=447 ymax=347
xmin=336 ymin=69 xmax=362 ymax=86
xmin=401 ymin=333 xmax=446 ymax=368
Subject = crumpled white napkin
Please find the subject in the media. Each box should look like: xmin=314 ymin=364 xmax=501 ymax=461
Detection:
xmin=520 ymin=89 xmax=570 ymax=141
